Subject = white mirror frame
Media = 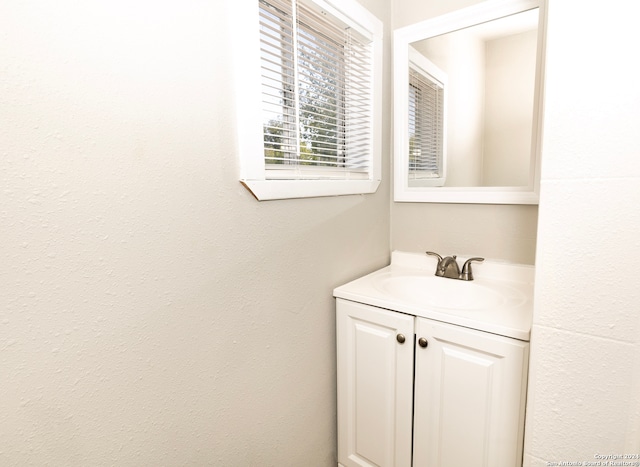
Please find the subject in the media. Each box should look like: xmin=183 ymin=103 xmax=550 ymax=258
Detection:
xmin=393 ymin=0 xmax=547 ymax=204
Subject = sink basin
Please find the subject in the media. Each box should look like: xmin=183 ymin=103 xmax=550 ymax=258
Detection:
xmin=333 ymin=251 xmax=535 ymax=340
xmin=374 ymin=274 xmax=527 ymax=311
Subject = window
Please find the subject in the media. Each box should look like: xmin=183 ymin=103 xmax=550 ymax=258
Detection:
xmin=407 ymin=47 xmax=447 ymax=187
xmin=232 ymin=0 xmax=383 ymax=200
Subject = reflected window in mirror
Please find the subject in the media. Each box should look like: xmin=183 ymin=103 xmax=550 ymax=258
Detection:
xmin=408 ymin=47 xmax=447 ymax=187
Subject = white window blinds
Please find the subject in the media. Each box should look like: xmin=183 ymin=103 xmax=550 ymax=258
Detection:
xmin=408 ymin=66 xmax=445 ymax=184
xmin=259 ymin=0 xmax=374 ymax=180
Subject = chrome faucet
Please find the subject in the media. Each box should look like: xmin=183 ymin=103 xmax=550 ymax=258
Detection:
xmin=426 ymin=251 xmax=485 ymax=281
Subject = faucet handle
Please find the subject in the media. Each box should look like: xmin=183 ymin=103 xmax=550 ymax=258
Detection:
xmin=461 ymin=257 xmax=484 ymax=281
xmin=426 ymin=251 xmax=445 ymax=276
xmin=426 ymin=251 xmax=443 ymax=262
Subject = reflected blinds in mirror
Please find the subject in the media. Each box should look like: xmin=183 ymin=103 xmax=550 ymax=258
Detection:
xmin=408 ymin=66 xmax=445 ymax=185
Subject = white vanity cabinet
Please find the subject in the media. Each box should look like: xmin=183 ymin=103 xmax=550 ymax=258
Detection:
xmin=336 ymin=298 xmax=529 ymax=467
xmin=336 ymin=299 xmax=415 ymax=467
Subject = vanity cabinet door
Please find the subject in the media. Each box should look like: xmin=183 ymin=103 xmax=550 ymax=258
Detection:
xmin=412 ymin=318 xmax=529 ymax=467
xmin=336 ymin=299 xmax=414 ymax=467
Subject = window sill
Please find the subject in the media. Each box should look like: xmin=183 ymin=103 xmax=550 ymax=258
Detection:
xmin=240 ymin=179 xmax=381 ymax=201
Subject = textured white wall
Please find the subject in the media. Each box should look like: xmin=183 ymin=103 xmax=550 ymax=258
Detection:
xmin=0 ymin=0 xmax=390 ymax=464
xmin=393 ymin=0 xmax=481 ymax=29
xmin=524 ymin=0 xmax=640 ymax=464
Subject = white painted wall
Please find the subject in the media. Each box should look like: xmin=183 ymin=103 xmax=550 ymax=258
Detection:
xmin=0 ymin=0 xmax=390 ymax=464
xmin=524 ymin=0 xmax=640 ymax=463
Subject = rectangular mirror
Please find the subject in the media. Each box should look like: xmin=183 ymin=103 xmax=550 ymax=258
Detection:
xmin=393 ymin=0 xmax=547 ymax=204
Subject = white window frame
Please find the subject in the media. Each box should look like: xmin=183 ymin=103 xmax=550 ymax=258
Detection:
xmin=231 ymin=0 xmax=383 ymax=201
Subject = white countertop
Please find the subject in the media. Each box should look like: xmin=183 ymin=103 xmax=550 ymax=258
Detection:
xmin=334 ymin=251 xmax=535 ymax=341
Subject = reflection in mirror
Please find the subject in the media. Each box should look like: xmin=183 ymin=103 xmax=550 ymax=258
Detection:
xmin=408 ymin=46 xmax=447 ymax=187
xmin=413 ymin=9 xmax=538 ymax=187
xmin=393 ymin=0 xmax=546 ymax=204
